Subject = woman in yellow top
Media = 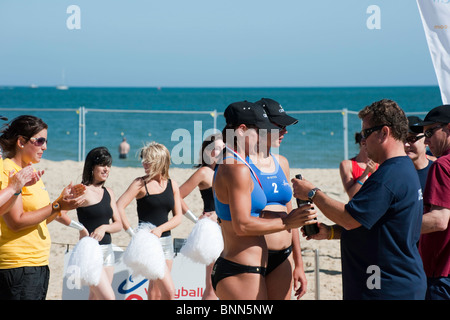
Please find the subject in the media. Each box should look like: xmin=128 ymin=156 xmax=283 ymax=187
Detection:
xmin=0 ymin=114 xmax=41 ymax=216
xmin=0 ymin=115 xmax=85 ymax=300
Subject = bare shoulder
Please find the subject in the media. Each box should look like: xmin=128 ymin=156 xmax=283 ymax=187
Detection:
xmin=217 ymin=163 xmax=251 ymax=185
xmin=170 ymin=178 xmax=179 ymax=190
xmin=339 ymin=159 xmax=352 ymax=171
xmin=134 ymin=176 xmax=146 ymax=185
xmin=274 ymin=154 xmax=289 ymax=167
xmin=196 ymin=166 xmax=213 ymax=181
xmin=105 ymin=186 xmax=116 ymax=197
xmin=126 ymin=176 xmax=146 ymax=193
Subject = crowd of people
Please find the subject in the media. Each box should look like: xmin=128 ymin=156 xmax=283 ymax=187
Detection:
xmin=0 ymin=98 xmax=448 ymax=300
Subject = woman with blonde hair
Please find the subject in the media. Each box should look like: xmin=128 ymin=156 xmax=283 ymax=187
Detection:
xmin=117 ymin=142 xmax=182 ymax=300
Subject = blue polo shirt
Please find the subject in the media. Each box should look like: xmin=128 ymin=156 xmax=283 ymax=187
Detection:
xmin=343 ymin=156 xmax=426 ymax=300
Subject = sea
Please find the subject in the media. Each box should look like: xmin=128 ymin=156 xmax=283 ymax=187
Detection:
xmin=0 ymin=86 xmax=442 ymax=169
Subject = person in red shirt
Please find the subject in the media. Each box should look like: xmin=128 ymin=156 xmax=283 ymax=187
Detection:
xmin=415 ymin=105 xmax=450 ymax=300
xmin=339 ymin=132 xmax=378 ymax=200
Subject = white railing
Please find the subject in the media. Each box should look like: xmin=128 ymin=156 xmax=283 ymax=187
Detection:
xmin=77 ymin=106 xmax=218 ymax=161
xmin=0 ymin=107 xmax=428 ymax=166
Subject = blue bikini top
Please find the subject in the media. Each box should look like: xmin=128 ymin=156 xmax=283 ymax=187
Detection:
xmin=247 ymin=154 xmax=292 ymax=206
xmin=213 ymin=154 xmax=267 ymax=221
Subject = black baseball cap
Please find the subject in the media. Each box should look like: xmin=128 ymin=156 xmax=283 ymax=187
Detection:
xmin=414 ymin=104 xmax=450 ymax=127
xmin=255 ymin=98 xmax=298 ymax=126
xmin=407 ymin=116 xmax=424 ymax=134
xmin=0 ymin=115 xmax=7 ymax=121
xmin=224 ymin=101 xmax=279 ymax=131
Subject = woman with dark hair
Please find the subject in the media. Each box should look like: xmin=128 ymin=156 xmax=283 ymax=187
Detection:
xmin=73 ymin=147 xmax=122 ymax=300
xmin=339 ymin=132 xmax=378 ymax=200
xmin=211 ymin=101 xmax=317 ymax=299
xmin=179 ymin=133 xmax=224 ymax=300
xmin=0 ymin=115 xmax=39 ymax=217
xmin=248 ymin=98 xmax=306 ymax=300
xmin=0 ymin=115 xmax=85 ymax=300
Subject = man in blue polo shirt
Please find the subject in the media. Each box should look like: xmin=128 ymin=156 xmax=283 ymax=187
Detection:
xmin=292 ymin=99 xmax=426 ymax=299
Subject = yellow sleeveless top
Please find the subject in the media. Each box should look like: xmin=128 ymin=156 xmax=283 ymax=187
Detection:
xmin=0 ymin=159 xmax=51 ymax=268
xmin=0 ymin=158 xmax=3 ymax=189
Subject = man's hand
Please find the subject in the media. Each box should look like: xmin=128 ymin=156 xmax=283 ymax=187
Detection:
xmin=291 ymin=177 xmax=315 ymax=201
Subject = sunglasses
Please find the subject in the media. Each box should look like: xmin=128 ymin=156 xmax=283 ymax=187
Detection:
xmin=405 ymin=135 xmax=425 ymax=144
xmin=361 ymin=124 xmax=389 ymax=139
xmin=271 ymin=122 xmax=287 ymax=131
xmin=29 ymin=137 xmax=48 ymax=146
xmin=424 ymin=124 xmax=444 ymax=138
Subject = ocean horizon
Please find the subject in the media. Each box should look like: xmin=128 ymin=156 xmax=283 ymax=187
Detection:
xmin=0 ymin=85 xmax=442 ymax=169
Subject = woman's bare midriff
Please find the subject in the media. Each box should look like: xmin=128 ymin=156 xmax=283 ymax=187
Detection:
xmin=219 ymin=220 xmax=268 ymax=268
xmin=260 ymin=206 xmax=293 ymax=251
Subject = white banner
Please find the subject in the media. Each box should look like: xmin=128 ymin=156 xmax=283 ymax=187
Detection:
xmin=417 ymin=0 xmax=450 ymax=104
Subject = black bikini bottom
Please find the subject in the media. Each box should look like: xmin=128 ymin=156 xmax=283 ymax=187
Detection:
xmin=211 ymin=257 xmax=266 ymax=291
xmin=266 ymin=245 xmax=293 ymax=275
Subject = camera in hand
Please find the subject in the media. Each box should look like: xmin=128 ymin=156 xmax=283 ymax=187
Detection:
xmin=295 ymin=174 xmax=319 ymax=236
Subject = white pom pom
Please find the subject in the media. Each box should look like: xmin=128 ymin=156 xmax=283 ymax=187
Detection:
xmin=67 ymin=237 xmax=103 ymax=286
xmin=180 ymin=218 xmax=223 ymax=265
xmin=123 ymin=223 xmax=166 ymax=280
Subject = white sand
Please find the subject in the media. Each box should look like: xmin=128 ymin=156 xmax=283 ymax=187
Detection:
xmin=35 ymin=159 xmax=347 ymax=300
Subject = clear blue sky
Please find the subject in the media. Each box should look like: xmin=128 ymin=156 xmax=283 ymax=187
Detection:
xmin=0 ymin=0 xmax=438 ymax=87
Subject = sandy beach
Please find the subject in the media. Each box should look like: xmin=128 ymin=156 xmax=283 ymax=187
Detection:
xmin=35 ymin=159 xmax=347 ymax=300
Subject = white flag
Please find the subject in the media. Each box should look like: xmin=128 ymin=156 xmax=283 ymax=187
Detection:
xmin=417 ymin=0 xmax=450 ymax=104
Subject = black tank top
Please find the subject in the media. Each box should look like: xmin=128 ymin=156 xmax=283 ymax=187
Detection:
xmin=77 ymin=187 xmax=113 ymax=245
xmin=200 ymin=187 xmax=215 ymax=212
xmin=136 ymin=179 xmax=174 ymax=237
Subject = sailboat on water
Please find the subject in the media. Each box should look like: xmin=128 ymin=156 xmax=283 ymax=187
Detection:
xmin=56 ymin=69 xmax=69 ymax=90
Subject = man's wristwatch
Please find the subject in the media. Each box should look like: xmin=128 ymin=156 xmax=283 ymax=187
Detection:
xmin=308 ymin=187 xmax=321 ymax=202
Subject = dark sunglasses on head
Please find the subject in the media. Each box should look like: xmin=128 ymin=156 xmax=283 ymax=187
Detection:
xmin=361 ymin=124 xmax=389 ymax=139
xmin=29 ymin=137 xmax=48 ymax=146
xmin=424 ymin=124 xmax=445 ymax=138
xmin=405 ymin=134 xmax=425 ymax=144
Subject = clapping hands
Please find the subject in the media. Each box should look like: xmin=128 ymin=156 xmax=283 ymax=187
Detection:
xmin=57 ymin=182 xmax=87 ymax=211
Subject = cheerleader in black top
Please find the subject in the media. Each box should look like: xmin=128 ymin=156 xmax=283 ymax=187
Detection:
xmin=179 ymin=133 xmax=224 ymax=300
xmin=117 ymin=142 xmax=182 ymax=300
xmin=75 ymin=147 xmax=122 ymax=300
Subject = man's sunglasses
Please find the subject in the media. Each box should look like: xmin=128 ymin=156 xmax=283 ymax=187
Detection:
xmin=424 ymin=124 xmax=445 ymax=138
xmin=405 ymin=135 xmax=425 ymax=144
xmin=361 ymin=124 xmax=389 ymax=139
xmin=29 ymin=137 xmax=48 ymax=146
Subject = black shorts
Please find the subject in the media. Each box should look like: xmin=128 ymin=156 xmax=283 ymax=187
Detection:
xmin=211 ymin=257 xmax=266 ymax=291
xmin=0 ymin=266 xmax=50 ymax=300
xmin=266 ymin=245 xmax=293 ymax=275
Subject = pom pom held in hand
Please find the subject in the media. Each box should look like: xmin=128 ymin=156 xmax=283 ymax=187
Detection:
xmin=181 ymin=218 xmax=223 ymax=265
xmin=123 ymin=223 xmax=166 ymax=280
xmin=66 ymin=237 xmax=103 ymax=287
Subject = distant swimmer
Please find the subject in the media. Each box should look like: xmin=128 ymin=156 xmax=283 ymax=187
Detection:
xmin=119 ymin=137 xmax=130 ymax=159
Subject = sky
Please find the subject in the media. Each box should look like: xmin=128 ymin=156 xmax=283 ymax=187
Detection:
xmin=0 ymin=0 xmax=439 ymax=87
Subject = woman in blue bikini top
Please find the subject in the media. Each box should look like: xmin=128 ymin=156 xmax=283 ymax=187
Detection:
xmin=214 ymin=151 xmax=267 ymax=221
xmin=211 ymin=101 xmax=316 ymax=300
xmin=247 ymin=97 xmax=307 ymax=300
